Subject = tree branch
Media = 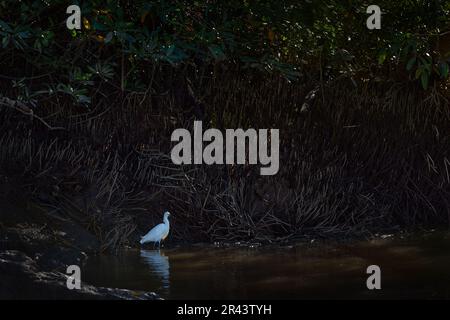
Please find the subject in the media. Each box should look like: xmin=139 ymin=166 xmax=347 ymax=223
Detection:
xmin=0 ymin=96 xmax=66 ymax=131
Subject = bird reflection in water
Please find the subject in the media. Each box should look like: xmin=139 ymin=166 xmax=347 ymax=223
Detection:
xmin=140 ymin=250 xmax=170 ymax=293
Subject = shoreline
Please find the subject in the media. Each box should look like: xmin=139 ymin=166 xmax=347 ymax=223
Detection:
xmin=1 ymin=204 xmax=446 ymax=300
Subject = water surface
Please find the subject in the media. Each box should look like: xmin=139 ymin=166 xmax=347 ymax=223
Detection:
xmin=84 ymin=232 xmax=450 ymax=299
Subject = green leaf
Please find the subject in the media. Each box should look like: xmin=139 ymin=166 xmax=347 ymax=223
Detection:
xmin=2 ymin=35 xmax=10 ymax=48
xmin=415 ymin=67 xmax=422 ymax=79
xmin=378 ymin=51 xmax=387 ymax=65
xmin=420 ymin=71 xmax=429 ymax=90
xmin=438 ymin=62 xmax=449 ymax=79
xmin=166 ymin=44 xmax=175 ymax=57
xmin=92 ymin=21 xmax=108 ymax=31
xmin=208 ymin=44 xmax=226 ymax=61
xmin=17 ymin=31 xmax=31 ymax=39
xmin=0 ymin=19 xmax=12 ymax=33
xmin=406 ymin=57 xmax=416 ymax=71
xmin=104 ymin=32 xmax=113 ymax=43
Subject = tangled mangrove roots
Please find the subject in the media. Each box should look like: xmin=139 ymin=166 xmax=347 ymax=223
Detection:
xmin=1 ymin=69 xmax=449 ymax=250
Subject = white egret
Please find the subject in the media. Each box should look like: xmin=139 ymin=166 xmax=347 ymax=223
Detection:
xmin=140 ymin=211 xmax=171 ymax=248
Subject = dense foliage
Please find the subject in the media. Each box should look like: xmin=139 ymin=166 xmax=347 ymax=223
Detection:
xmin=0 ymin=0 xmax=449 ymax=107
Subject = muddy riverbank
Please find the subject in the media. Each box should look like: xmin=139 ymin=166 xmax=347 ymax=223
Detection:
xmin=0 ymin=200 xmax=160 ymax=300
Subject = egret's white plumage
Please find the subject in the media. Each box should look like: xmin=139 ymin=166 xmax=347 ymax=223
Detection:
xmin=140 ymin=211 xmax=171 ymax=248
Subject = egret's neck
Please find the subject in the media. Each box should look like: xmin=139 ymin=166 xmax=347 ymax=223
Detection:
xmin=164 ymin=217 xmax=170 ymax=225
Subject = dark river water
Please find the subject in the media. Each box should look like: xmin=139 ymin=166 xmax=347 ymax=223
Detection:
xmin=83 ymin=232 xmax=450 ymax=299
